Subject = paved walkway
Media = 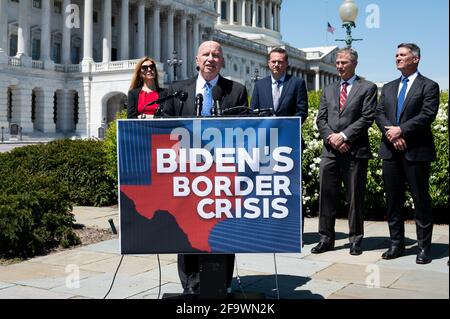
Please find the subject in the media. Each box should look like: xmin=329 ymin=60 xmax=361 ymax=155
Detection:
xmin=0 ymin=207 xmax=448 ymax=299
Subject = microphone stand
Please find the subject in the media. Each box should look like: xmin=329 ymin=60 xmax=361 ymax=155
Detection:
xmin=195 ymin=94 xmax=203 ymax=117
xmin=140 ymin=91 xmax=182 ymax=118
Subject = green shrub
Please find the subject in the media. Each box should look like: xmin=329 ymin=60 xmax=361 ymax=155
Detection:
xmin=0 ymin=167 xmax=80 ymax=258
xmin=4 ymin=140 xmax=116 ymax=207
xmin=301 ymin=90 xmax=449 ymax=222
xmin=104 ymin=110 xmax=127 ymax=183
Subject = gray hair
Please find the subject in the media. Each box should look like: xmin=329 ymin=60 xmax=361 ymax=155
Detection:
xmin=398 ymin=43 xmax=421 ymax=58
xmin=336 ymin=48 xmax=358 ymax=62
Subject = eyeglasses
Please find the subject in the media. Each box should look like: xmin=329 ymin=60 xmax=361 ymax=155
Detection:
xmin=141 ymin=64 xmax=156 ymax=72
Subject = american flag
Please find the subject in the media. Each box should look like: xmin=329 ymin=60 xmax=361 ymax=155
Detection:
xmin=327 ymin=22 xmax=336 ymax=34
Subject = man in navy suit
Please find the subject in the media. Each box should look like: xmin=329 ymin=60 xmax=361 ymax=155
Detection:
xmin=250 ymin=47 xmax=308 ymax=245
xmin=250 ymin=47 xmax=308 ymax=121
xmin=375 ymin=43 xmax=439 ymax=264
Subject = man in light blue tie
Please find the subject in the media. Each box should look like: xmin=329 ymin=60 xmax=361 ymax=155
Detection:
xmin=375 ymin=43 xmax=440 ymax=264
xmin=164 ymin=41 xmax=248 ymax=118
xmin=163 ymin=41 xmax=248 ymax=295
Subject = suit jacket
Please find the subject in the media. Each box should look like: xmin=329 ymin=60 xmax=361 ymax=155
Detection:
xmin=375 ymin=73 xmax=439 ymax=161
xmin=316 ymin=76 xmax=378 ymax=159
xmin=250 ymin=74 xmax=308 ymax=122
xmin=163 ymin=75 xmax=248 ymax=116
xmin=127 ymin=86 xmax=168 ymax=119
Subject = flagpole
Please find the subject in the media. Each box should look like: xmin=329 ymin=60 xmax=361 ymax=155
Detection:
xmin=326 ymin=1 xmax=329 ymax=45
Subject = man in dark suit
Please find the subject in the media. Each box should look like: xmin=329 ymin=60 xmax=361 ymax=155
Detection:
xmin=313 ymin=48 xmax=377 ymax=255
xmin=163 ymin=40 xmax=248 ymax=295
xmin=375 ymin=43 xmax=439 ymax=264
xmin=250 ymin=47 xmax=308 ymax=244
xmin=250 ymin=47 xmax=308 ymax=121
xmin=164 ymin=41 xmax=248 ymax=117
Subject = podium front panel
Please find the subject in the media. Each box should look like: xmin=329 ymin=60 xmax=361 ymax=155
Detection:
xmin=118 ymin=117 xmax=302 ymax=254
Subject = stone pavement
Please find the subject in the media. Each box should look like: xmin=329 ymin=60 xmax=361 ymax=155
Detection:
xmin=0 ymin=206 xmax=448 ymax=299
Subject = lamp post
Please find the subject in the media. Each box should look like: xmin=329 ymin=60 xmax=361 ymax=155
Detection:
xmin=335 ymin=0 xmax=363 ymax=48
xmin=167 ymin=50 xmax=183 ymax=82
xmin=250 ymin=68 xmax=260 ymax=82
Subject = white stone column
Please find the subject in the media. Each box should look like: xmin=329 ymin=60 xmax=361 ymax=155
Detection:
xmin=153 ymin=4 xmax=161 ymax=61
xmin=13 ymin=87 xmax=33 ymax=133
xmin=167 ymin=9 xmax=174 ymax=82
xmin=82 ymin=0 xmax=93 ymax=63
xmin=0 ymin=85 xmax=8 ymax=128
xmin=261 ymin=0 xmax=265 ymax=28
xmin=193 ymin=18 xmax=200 ymax=54
xmin=17 ymin=0 xmax=30 ymax=59
xmin=40 ymin=0 xmax=51 ymax=63
xmin=180 ymin=14 xmax=187 ymax=80
xmin=62 ymin=0 xmax=72 ymax=65
xmin=315 ymin=70 xmax=320 ymax=92
xmin=137 ymin=0 xmax=145 ymax=58
xmin=277 ymin=3 xmax=280 ymax=31
xmin=41 ymin=89 xmax=56 ymax=133
xmin=268 ymin=0 xmax=273 ymax=30
xmin=241 ymin=0 xmax=246 ymax=26
xmin=252 ymin=0 xmax=256 ymax=27
xmin=120 ymin=0 xmax=129 ymax=60
xmin=56 ymin=89 xmax=75 ymax=132
xmin=0 ymin=0 xmax=8 ymax=62
xmin=102 ymin=0 xmax=112 ymax=62
xmin=216 ymin=0 xmax=221 ymax=25
xmin=230 ymin=0 xmax=234 ymax=25
xmin=78 ymin=82 xmax=89 ymax=137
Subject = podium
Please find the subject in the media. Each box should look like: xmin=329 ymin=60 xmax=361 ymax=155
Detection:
xmin=118 ymin=114 xmax=302 ymax=300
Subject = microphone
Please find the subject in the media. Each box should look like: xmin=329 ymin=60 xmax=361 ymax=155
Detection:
xmin=195 ymin=93 xmax=203 ymax=117
xmin=212 ymin=85 xmax=223 ymax=116
xmin=253 ymin=107 xmax=275 ymax=116
xmin=141 ymin=90 xmax=182 ymax=118
xmin=221 ymin=106 xmax=251 ymax=115
xmin=178 ymin=91 xmax=188 ymax=116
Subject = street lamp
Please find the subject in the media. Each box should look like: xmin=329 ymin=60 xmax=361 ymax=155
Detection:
xmin=250 ymin=68 xmax=260 ymax=82
xmin=167 ymin=50 xmax=183 ymax=82
xmin=335 ymin=0 xmax=363 ymax=48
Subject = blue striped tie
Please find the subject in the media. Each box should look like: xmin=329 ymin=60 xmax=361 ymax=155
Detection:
xmin=201 ymin=82 xmax=213 ymax=116
xmin=396 ymin=77 xmax=409 ymax=124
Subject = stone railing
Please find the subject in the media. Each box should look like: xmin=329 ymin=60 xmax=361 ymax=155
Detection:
xmin=67 ymin=64 xmax=81 ymax=72
xmin=92 ymin=59 xmax=140 ymax=72
xmin=7 ymin=58 xmax=140 ymax=73
xmin=306 ymin=51 xmax=323 ymax=59
xmin=54 ymin=64 xmax=65 ymax=72
xmin=8 ymin=56 xmax=21 ymax=67
xmin=213 ymin=30 xmax=267 ymax=54
xmin=31 ymin=60 xmax=44 ymax=69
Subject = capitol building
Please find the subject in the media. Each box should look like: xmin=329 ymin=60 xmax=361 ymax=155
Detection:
xmin=0 ymin=0 xmax=339 ymax=139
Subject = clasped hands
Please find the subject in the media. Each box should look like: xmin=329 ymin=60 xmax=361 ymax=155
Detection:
xmin=385 ymin=126 xmax=407 ymax=151
xmin=327 ymin=133 xmax=351 ymax=153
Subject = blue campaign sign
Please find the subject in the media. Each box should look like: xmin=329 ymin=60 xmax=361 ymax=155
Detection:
xmin=118 ymin=117 xmax=302 ymax=254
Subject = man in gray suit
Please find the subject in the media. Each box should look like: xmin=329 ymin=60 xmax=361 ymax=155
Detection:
xmin=375 ymin=43 xmax=439 ymax=264
xmin=313 ymin=48 xmax=378 ymax=255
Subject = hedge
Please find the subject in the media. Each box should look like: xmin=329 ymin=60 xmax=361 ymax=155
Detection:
xmin=0 ymin=165 xmax=80 ymax=258
xmin=0 ymin=139 xmax=117 ymax=258
xmin=104 ymin=91 xmax=448 ymax=222
xmin=301 ymin=90 xmax=449 ymax=222
xmin=3 ymin=139 xmax=116 ymax=207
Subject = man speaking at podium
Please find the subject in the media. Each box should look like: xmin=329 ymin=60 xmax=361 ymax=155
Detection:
xmin=163 ymin=40 xmax=248 ymax=295
xmin=164 ymin=41 xmax=248 ymax=117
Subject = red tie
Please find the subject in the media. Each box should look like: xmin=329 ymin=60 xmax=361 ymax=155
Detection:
xmin=340 ymin=82 xmax=348 ymax=111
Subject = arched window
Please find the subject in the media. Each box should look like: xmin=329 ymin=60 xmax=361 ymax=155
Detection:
xmin=7 ymin=88 xmax=12 ymax=123
xmin=221 ymin=1 xmax=227 ymax=21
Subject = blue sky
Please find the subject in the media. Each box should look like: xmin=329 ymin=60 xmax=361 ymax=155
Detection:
xmin=281 ymin=0 xmax=449 ymax=90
